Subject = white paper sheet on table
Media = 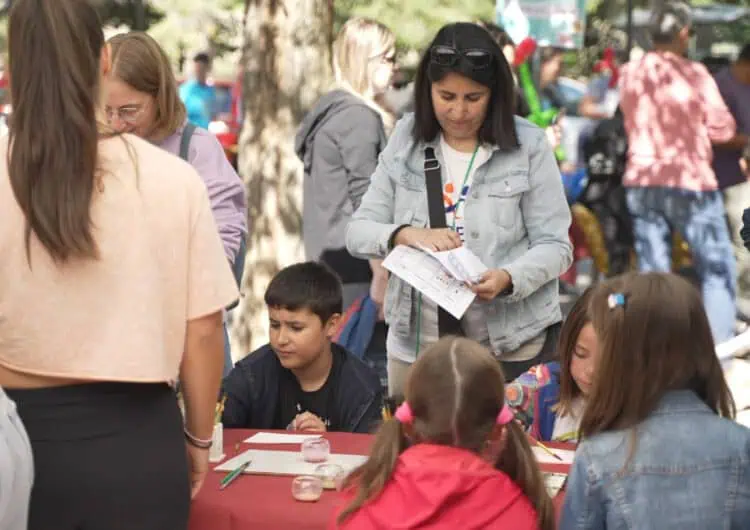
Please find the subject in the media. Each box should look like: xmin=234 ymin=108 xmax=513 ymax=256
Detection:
xmin=543 ymin=472 xmax=567 ymax=497
xmin=716 ymin=328 xmax=750 ymax=361
xmin=532 ymin=446 xmax=575 ymax=465
xmin=243 ymin=432 xmax=322 ymax=444
xmin=214 ymin=449 xmax=368 ymax=477
xmin=383 ymin=245 xmax=479 ymax=319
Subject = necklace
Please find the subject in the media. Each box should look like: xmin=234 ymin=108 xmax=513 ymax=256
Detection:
xmin=446 ymin=143 xmax=480 ymax=231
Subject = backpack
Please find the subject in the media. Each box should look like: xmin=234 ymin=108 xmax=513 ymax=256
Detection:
xmin=180 ymin=123 xmax=246 ymax=299
xmin=179 ymin=123 xmax=196 ymax=162
xmin=582 ymin=110 xmax=627 ymax=184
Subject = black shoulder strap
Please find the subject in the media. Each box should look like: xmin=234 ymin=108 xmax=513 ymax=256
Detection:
xmin=424 ymin=147 xmax=446 ymax=229
xmin=423 ymin=146 xmax=463 ymax=337
xmin=179 ymin=123 xmax=197 ymax=161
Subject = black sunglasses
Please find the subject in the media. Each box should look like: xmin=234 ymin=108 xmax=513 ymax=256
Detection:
xmin=430 ymin=45 xmax=493 ymax=70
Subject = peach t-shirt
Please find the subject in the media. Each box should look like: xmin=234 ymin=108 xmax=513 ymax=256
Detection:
xmin=0 ymin=134 xmax=239 ymax=382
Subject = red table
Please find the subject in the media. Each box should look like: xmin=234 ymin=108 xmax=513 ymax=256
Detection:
xmin=188 ymin=429 xmax=571 ymax=530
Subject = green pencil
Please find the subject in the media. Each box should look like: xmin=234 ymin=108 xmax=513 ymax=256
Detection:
xmin=219 ymin=460 xmax=251 ymax=490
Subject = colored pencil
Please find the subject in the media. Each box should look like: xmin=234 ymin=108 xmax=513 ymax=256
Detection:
xmin=530 ymin=435 xmax=563 ymax=462
xmin=219 ymin=460 xmax=251 ymax=490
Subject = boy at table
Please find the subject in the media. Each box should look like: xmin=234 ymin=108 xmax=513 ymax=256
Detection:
xmin=221 ymin=262 xmax=383 ymax=433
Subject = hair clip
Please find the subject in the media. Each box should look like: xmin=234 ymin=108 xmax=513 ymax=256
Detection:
xmin=394 ymin=402 xmax=414 ymax=424
xmin=496 ymin=404 xmax=514 ymax=426
xmin=607 ymin=293 xmax=626 ymax=309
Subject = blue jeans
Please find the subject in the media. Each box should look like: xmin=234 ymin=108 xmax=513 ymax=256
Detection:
xmin=625 ymin=187 xmax=736 ymax=342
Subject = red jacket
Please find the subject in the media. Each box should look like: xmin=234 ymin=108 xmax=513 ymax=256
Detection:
xmin=331 ymin=443 xmax=540 ymax=530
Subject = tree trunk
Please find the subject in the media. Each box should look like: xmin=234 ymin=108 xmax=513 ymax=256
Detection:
xmin=231 ymin=0 xmax=333 ymax=356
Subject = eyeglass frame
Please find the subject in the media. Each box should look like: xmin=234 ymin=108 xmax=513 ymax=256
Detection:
xmin=104 ymin=101 xmax=150 ymax=125
xmin=429 ymin=45 xmax=493 ymax=70
xmin=369 ymin=50 xmax=397 ymax=66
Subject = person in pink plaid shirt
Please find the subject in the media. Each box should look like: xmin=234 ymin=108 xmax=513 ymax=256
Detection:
xmin=619 ymin=1 xmax=738 ymax=342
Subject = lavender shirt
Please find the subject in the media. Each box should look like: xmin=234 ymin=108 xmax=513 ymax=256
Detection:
xmin=156 ymin=123 xmax=247 ymax=263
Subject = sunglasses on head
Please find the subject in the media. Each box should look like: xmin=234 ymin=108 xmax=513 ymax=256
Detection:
xmin=430 ymin=45 xmax=493 ymax=70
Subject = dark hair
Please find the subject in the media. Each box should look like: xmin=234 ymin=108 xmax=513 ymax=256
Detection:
xmin=339 ymin=337 xmax=555 ymax=530
xmin=649 ymin=1 xmax=692 ymax=44
xmin=476 ymin=20 xmax=515 ymax=49
xmin=742 ymin=141 xmax=750 ymax=164
xmin=412 ymin=22 xmax=520 ymax=151
xmin=8 ymin=0 xmax=105 ymax=264
xmin=193 ymin=52 xmax=211 ymax=64
xmin=739 ymin=43 xmax=750 ymax=63
xmin=264 ymin=262 xmax=343 ymax=324
xmin=556 ymin=287 xmax=594 ymax=417
xmin=539 ymin=47 xmax=564 ymax=64
xmin=581 ymin=272 xmax=735 ymax=441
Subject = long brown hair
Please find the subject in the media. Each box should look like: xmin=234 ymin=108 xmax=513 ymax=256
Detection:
xmin=8 ymin=0 xmax=105 ymax=264
xmin=580 ymin=272 xmax=735 ymax=441
xmin=108 ymin=32 xmax=186 ymax=141
xmin=8 ymin=0 xmax=104 ymax=264
xmin=556 ymin=287 xmax=594 ymax=417
xmin=338 ymin=337 xmax=555 ymax=530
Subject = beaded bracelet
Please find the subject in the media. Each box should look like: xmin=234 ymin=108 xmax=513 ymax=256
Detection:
xmin=184 ymin=427 xmax=213 ymax=449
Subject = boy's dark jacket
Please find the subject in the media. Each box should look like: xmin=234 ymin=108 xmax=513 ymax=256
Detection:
xmin=221 ymin=343 xmax=383 ymax=434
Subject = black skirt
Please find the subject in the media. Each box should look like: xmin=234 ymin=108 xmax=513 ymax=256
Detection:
xmin=6 ymin=382 xmax=190 ymax=530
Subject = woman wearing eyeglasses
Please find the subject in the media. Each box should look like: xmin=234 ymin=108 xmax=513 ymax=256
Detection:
xmin=346 ymin=23 xmax=572 ymax=395
xmin=104 ymin=32 xmax=247 ymax=376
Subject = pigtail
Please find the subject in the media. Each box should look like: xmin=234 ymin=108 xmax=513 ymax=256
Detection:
xmin=336 ymin=418 xmax=408 ymax=524
xmin=496 ymin=421 xmax=555 ymax=530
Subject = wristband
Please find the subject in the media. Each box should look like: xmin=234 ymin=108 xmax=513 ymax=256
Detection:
xmin=184 ymin=427 xmax=213 ymax=449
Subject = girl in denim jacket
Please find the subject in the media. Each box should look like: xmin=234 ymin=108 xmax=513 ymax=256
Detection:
xmin=561 ymin=272 xmax=750 ymax=530
xmin=505 ymin=288 xmax=598 ymax=443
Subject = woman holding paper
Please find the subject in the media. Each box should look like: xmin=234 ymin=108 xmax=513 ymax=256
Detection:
xmin=346 ymin=22 xmax=572 ymax=395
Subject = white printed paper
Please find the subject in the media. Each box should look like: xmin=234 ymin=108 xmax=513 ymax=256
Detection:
xmin=418 ymin=245 xmax=488 ymax=284
xmin=383 ymin=245 xmax=477 ymax=319
xmin=243 ymin=432 xmax=322 ymax=444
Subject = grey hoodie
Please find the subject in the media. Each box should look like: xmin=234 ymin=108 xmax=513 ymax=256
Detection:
xmin=295 ymin=89 xmax=387 ymax=284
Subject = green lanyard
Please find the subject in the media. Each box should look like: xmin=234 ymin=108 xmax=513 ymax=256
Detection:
xmin=415 ymin=142 xmax=480 ymax=356
xmin=450 ymin=143 xmax=480 ymax=231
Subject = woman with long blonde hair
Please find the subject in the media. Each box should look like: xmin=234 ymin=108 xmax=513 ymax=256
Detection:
xmin=295 ymin=17 xmax=397 ymax=391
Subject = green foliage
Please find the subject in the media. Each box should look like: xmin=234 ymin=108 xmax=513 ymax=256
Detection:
xmin=93 ymin=0 xmax=165 ymax=29
xmin=142 ymin=0 xmax=245 ymax=78
xmin=335 ymin=0 xmax=495 ymax=53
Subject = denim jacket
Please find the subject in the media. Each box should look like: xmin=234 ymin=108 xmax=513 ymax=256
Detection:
xmin=560 ymin=390 xmax=750 ymax=530
xmin=345 ymin=113 xmax=572 ymax=354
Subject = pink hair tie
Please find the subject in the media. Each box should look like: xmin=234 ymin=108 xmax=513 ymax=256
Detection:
xmin=394 ymin=402 xmax=414 ymax=424
xmin=496 ymin=404 xmax=514 ymax=426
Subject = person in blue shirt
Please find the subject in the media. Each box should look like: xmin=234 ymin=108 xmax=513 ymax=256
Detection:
xmin=179 ymin=52 xmax=216 ymax=129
